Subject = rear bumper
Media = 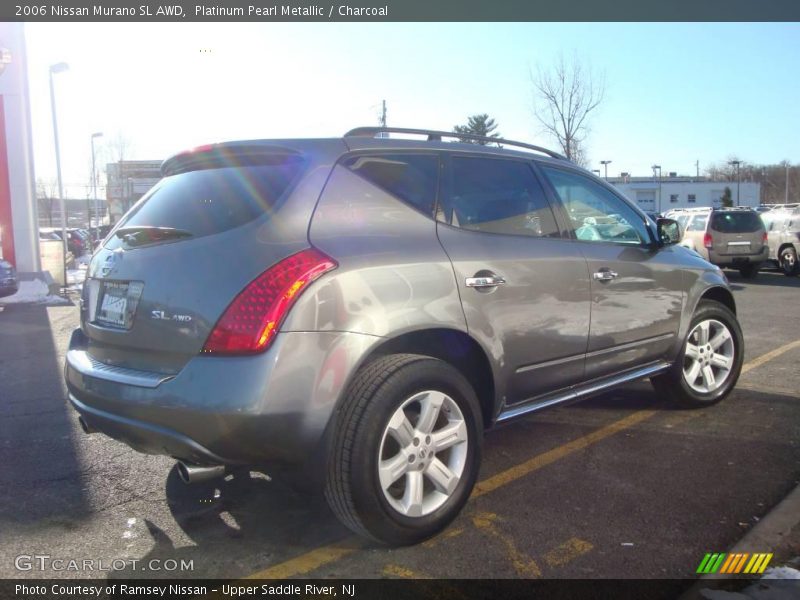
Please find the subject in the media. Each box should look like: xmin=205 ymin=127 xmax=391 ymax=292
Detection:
xmin=708 ymin=246 xmax=769 ymax=267
xmin=65 ymin=328 xmax=380 ymax=468
xmin=0 ymin=281 xmax=18 ymax=298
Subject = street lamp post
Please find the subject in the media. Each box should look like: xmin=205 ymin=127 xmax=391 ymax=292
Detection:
xmin=49 ymin=61 xmax=69 ymax=289
xmin=600 ymin=160 xmax=612 ymax=181
xmin=729 ymin=160 xmax=741 ymax=206
xmin=651 ymin=164 xmax=662 ymax=213
xmin=91 ymin=132 xmax=103 ymax=241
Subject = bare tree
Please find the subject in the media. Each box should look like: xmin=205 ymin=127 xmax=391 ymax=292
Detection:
xmin=530 ymin=55 xmax=605 ymax=164
xmin=36 ymin=177 xmax=59 ymax=226
xmin=106 ymin=131 xmax=133 ymax=164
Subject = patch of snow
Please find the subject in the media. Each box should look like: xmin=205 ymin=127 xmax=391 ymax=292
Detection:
xmin=0 ymin=280 xmax=70 ymax=306
xmin=762 ymin=566 xmax=800 ymax=579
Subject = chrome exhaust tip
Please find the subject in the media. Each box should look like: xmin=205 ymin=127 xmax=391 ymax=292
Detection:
xmin=177 ymin=461 xmax=226 ymax=484
xmin=78 ymin=416 xmax=96 ymax=434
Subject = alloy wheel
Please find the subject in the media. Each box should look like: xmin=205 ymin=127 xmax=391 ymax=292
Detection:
xmin=682 ymin=319 xmax=735 ymax=394
xmin=378 ymin=390 xmax=469 ymax=517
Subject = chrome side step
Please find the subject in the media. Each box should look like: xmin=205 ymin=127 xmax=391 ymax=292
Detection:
xmin=496 ymin=361 xmax=671 ymax=423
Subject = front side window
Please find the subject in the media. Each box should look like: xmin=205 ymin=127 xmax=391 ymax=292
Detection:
xmin=443 ymin=156 xmax=560 ymax=238
xmin=540 ymin=166 xmax=648 ymax=245
xmin=343 ymin=153 xmax=439 ymax=216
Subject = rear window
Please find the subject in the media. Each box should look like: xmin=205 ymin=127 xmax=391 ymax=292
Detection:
xmin=106 ymin=159 xmax=304 ymax=249
xmin=710 ymin=212 xmax=764 ymax=233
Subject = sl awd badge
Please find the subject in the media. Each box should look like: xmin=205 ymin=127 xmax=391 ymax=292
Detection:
xmin=151 ymin=310 xmax=192 ymax=323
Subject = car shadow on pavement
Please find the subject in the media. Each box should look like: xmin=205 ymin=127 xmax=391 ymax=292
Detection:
xmin=109 ymin=465 xmax=352 ymax=579
xmin=569 ymin=382 xmax=679 ymax=412
xmin=727 ymin=270 xmax=800 ymax=289
xmin=0 ymin=303 xmax=91 ymax=527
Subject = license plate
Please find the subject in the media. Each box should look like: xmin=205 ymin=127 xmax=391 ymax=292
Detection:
xmin=726 ymin=243 xmax=750 ymax=254
xmin=95 ymin=281 xmax=143 ymax=329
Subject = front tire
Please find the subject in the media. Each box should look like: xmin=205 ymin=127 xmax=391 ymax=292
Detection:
xmin=325 ymin=354 xmax=482 ymax=546
xmin=652 ymin=300 xmax=744 ymax=408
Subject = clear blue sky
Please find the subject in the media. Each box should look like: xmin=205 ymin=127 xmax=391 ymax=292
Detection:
xmin=24 ymin=22 xmax=800 ymax=197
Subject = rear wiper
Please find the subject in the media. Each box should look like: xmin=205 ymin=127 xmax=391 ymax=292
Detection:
xmin=114 ymin=226 xmax=193 ymax=246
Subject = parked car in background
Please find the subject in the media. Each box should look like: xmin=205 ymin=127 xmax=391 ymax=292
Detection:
xmin=40 ymin=227 xmax=88 ymax=258
xmin=666 ymin=207 xmax=768 ymax=278
xmin=66 ymin=127 xmax=744 ymax=545
xmin=762 ymin=206 xmax=800 ymax=276
xmin=0 ymin=259 xmax=18 ymax=298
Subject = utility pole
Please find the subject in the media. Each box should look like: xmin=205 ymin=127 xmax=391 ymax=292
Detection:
xmin=695 ymin=160 xmax=699 ymax=179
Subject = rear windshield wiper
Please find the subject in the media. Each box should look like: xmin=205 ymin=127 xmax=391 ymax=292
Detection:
xmin=114 ymin=226 xmax=193 ymax=247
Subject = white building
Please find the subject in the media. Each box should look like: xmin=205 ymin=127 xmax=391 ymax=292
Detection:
xmin=609 ymin=176 xmax=760 ymax=213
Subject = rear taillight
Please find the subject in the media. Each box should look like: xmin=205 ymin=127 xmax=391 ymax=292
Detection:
xmin=703 ymin=233 xmax=713 ymax=249
xmin=202 ymin=248 xmax=337 ymax=355
xmin=762 ymin=231 xmax=768 ymax=245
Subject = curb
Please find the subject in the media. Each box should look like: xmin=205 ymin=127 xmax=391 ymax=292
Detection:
xmin=680 ymin=482 xmax=800 ymax=598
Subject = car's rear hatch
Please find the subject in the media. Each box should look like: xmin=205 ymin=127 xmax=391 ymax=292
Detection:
xmin=708 ymin=211 xmax=765 ymax=256
xmin=80 ymin=140 xmax=342 ymax=374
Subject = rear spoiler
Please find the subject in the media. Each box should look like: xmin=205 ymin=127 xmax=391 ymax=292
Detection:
xmin=161 ymin=144 xmax=303 ymax=177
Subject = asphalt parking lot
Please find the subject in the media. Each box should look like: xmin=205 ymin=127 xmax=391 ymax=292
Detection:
xmin=1 ymin=269 xmax=798 ymax=582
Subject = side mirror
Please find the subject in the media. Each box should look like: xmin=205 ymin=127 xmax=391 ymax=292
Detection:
xmin=656 ymin=218 xmax=682 ymax=246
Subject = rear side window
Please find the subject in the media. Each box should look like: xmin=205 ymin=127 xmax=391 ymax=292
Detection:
xmin=445 ymin=156 xmax=559 ymax=238
xmin=686 ymin=215 xmax=708 ymax=232
xmin=710 ymin=212 xmax=764 ymax=233
xmin=343 ymin=154 xmax=439 ymax=216
xmin=107 ymin=159 xmax=304 ymax=249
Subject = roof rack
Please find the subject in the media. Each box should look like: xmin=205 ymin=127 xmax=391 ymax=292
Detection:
xmin=344 ymin=127 xmax=568 ymax=161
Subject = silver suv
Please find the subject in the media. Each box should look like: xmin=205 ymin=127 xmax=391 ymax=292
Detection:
xmin=667 ymin=207 xmax=768 ymax=278
xmin=762 ymin=206 xmax=800 ymax=276
xmin=66 ymin=127 xmax=744 ymax=545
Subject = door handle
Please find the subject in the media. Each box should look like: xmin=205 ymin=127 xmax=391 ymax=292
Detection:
xmin=466 ymin=275 xmax=506 ymax=288
xmin=592 ymin=269 xmax=619 ymax=282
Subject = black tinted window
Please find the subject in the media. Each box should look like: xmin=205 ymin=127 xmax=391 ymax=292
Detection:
xmin=344 ymin=154 xmax=438 ymax=216
xmin=710 ymin=212 xmax=764 ymax=233
xmin=446 ymin=157 xmax=559 ymax=238
xmin=107 ymin=159 xmax=304 ymax=249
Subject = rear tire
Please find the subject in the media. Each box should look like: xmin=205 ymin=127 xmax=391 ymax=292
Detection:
xmin=651 ymin=300 xmax=743 ymax=408
xmin=325 ymin=354 xmax=482 ymax=546
xmin=739 ymin=263 xmax=759 ymax=279
xmin=780 ymin=247 xmax=799 ymax=277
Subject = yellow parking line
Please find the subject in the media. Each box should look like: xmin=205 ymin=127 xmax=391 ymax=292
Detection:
xmin=244 ymin=540 xmax=362 ymax=580
xmin=741 ymin=339 xmax=800 ymax=375
xmin=543 ymin=537 xmax=594 ymax=568
xmin=244 ymin=342 xmax=799 ymax=579
xmin=471 ymin=512 xmax=542 ymax=578
xmin=472 ymin=410 xmax=658 ymax=498
xmin=382 ymin=564 xmax=429 ymax=579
